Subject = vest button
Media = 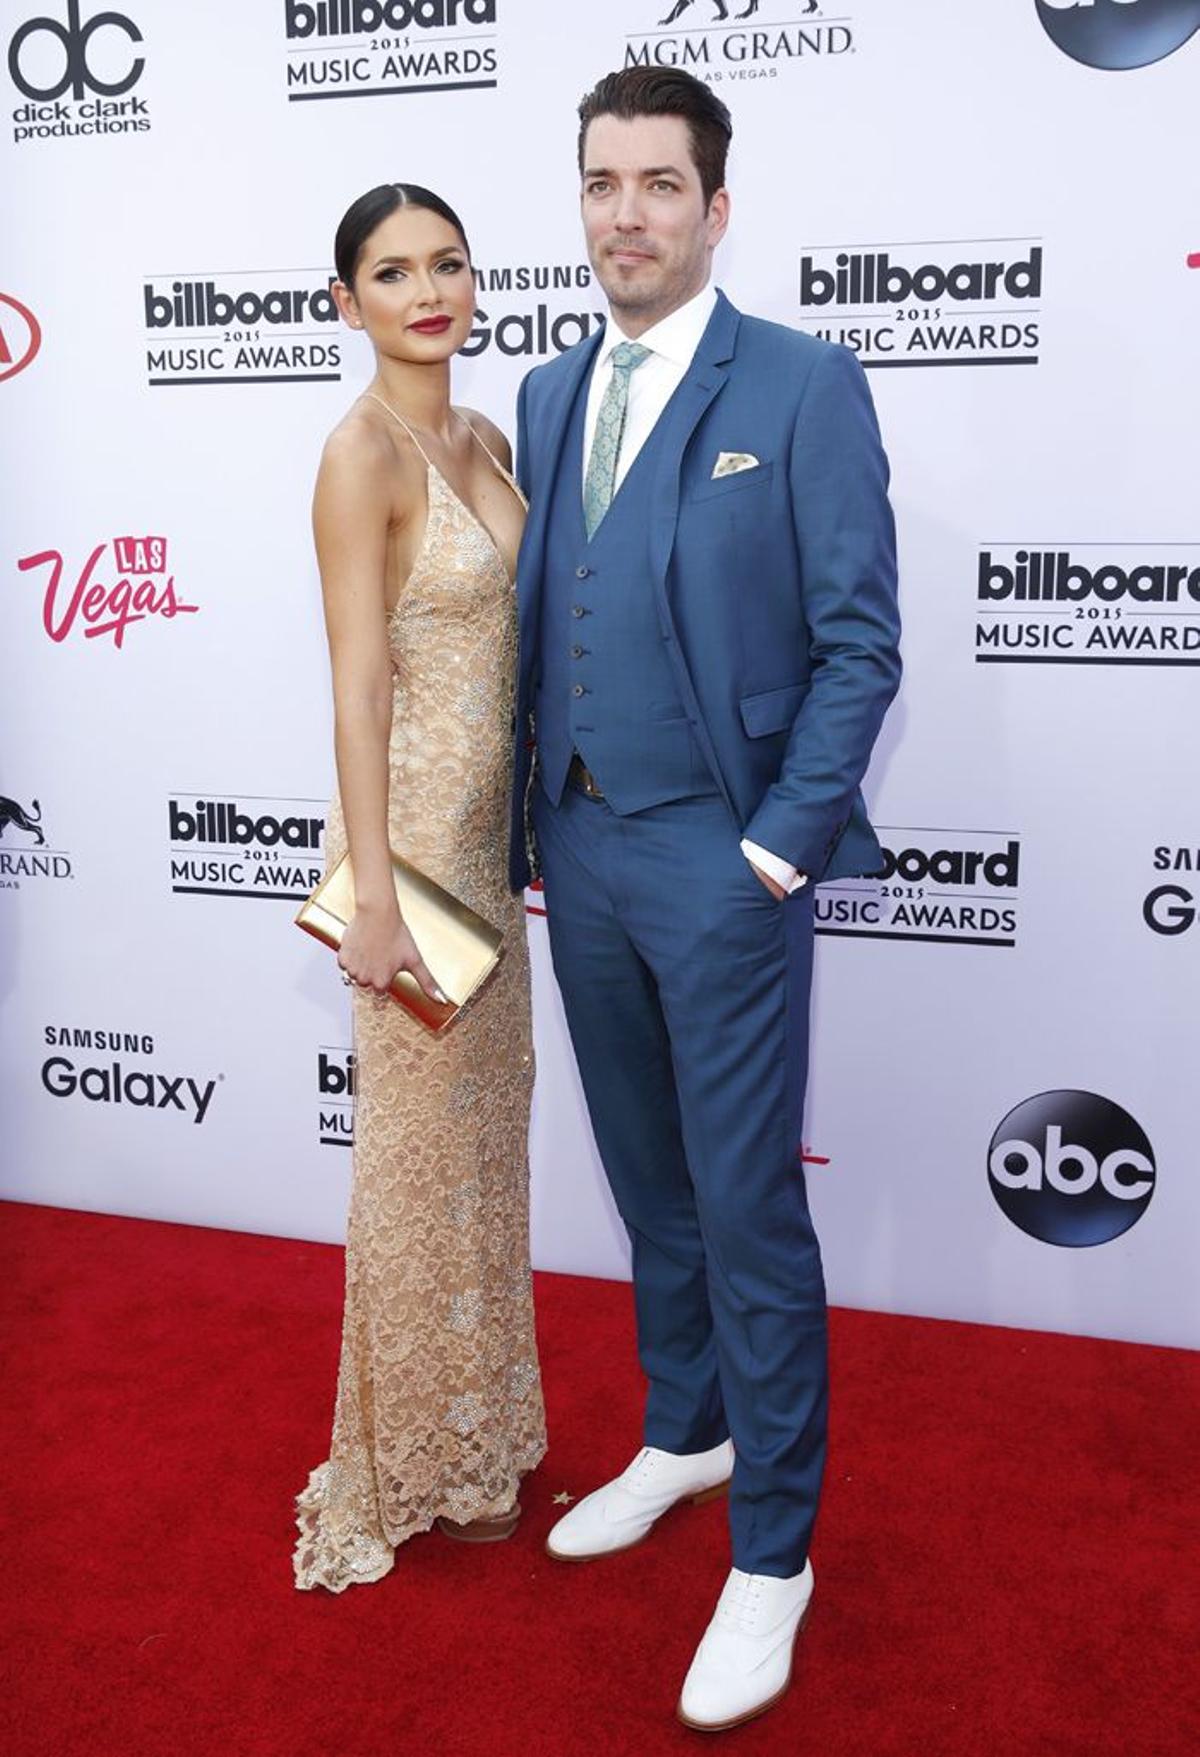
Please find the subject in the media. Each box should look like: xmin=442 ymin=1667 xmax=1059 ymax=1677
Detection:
xmin=571 ymin=645 xmax=584 ymax=659
xmin=575 ymin=565 xmax=590 ymax=579
xmin=572 ymin=605 xmax=585 ymax=618
xmin=572 ymin=684 xmax=585 ymax=698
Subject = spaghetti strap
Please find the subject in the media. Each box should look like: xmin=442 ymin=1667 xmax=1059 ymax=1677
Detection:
xmin=453 ymin=408 xmax=510 ymax=479
xmin=362 ymin=390 xmax=524 ymax=521
xmin=362 ymin=390 xmax=434 ymax=468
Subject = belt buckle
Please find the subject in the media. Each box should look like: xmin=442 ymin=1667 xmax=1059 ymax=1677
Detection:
xmin=571 ymin=755 xmax=603 ymax=800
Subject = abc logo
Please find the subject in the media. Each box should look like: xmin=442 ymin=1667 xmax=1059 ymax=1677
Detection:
xmin=988 ymin=1090 xmax=1156 ymax=1246
xmin=1036 ymin=0 xmax=1200 ymax=71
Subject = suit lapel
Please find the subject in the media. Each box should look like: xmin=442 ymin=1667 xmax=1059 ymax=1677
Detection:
xmin=647 ymin=290 xmax=740 ymax=590
xmin=648 ymin=291 xmax=742 ymax=821
xmin=517 ymin=326 xmax=604 ymax=648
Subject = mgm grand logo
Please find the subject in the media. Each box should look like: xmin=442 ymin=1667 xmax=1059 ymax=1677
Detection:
xmin=627 ymin=0 xmax=849 ymax=80
xmin=1 ymin=791 xmax=44 ymax=844
xmin=0 ymin=792 xmax=73 ymax=888
xmin=658 ymin=1 xmax=815 ymax=17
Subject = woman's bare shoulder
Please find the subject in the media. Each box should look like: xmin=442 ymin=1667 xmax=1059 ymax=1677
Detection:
xmin=321 ymin=399 xmax=399 ymax=473
xmin=316 ymin=399 xmax=421 ymax=518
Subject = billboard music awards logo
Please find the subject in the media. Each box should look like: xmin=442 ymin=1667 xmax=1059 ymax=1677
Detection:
xmin=40 ymin=1024 xmax=221 ymax=1126
xmin=624 ymin=0 xmax=852 ymax=83
xmin=318 ymin=1047 xmax=355 ymax=1148
xmin=817 ymin=827 xmax=1021 ymax=948
xmin=17 ymin=533 xmax=197 ymax=649
xmin=988 ymin=1090 xmax=1156 ymax=1246
xmin=974 ymin=542 xmax=1200 ymax=664
xmin=1036 ymin=0 xmax=1200 ymax=71
xmin=168 ymin=795 xmax=326 ymax=901
xmin=6 ymin=0 xmax=150 ymax=144
xmin=285 ymin=1 xmax=499 ymax=102
xmin=1142 ymin=842 xmax=1200 ymax=935
xmin=466 ymin=261 xmax=602 ymax=360
xmin=143 ymin=270 xmax=341 ymax=387
xmin=0 ymin=291 xmax=41 ymax=381
xmin=0 ymin=791 xmax=74 ymax=889
xmin=798 ymin=239 xmax=1042 ymax=368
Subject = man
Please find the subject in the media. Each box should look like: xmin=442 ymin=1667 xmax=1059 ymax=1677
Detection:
xmin=510 ymin=67 xmax=900 ymax=1731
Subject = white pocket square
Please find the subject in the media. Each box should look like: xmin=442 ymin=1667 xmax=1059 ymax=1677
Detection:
xmin=711 ymin=451 xmax=760 ymax=479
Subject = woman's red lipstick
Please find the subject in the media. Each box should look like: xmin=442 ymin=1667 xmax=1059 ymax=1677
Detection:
xmin=409 ymin=315 xmax=452 ymax=335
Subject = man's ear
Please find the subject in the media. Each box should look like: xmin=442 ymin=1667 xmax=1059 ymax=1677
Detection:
xmin=707 ymin=188 xmax=731 ymax=251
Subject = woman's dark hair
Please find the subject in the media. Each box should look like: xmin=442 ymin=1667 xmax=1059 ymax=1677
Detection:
xmin=334 ymin=183 xmax=471 ymax=289
xmin=576 ymin=67 xmax=732 ymax=208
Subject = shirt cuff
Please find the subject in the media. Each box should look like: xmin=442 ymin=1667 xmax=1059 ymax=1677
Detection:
xmin=740 ymin=838 xmax=807 ymax=894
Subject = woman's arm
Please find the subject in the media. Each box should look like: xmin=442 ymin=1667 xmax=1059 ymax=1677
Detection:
xmin=313 ymin=423 xmax=440 ymax=999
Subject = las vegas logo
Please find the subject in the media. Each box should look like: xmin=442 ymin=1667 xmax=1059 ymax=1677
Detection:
xmin=18 ymin=533 xmax=198 ymax=648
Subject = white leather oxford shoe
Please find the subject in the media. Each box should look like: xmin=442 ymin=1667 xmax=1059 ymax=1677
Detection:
xmin=677 ymin=1560 xmax=814 ymax=1731
xmin=545 ymin=1439 xmax=734 ymax=1561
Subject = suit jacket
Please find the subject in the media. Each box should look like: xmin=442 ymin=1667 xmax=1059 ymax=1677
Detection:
xmin=508 ymin=288 xmax=901 ymax=892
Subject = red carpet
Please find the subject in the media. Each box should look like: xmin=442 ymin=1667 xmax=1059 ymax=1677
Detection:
xmin=4 ymin=1201 xmax=1198 ymax=1757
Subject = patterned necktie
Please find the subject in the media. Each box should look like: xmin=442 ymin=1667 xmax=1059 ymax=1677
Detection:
xmin=582 ymin=340 xmax=651 ymax=539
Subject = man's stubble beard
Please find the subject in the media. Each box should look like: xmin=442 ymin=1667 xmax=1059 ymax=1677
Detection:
xmin=593 ymin=250 xmax=706 ymax=330
xmin=594 ymin=256 xmax=660 ymax=315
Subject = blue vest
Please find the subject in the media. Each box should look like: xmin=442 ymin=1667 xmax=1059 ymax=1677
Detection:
xmin=536 ymin=376 xmax=714 ymax=814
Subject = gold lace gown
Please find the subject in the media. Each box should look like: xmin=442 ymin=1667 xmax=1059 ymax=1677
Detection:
xmin=294 ymin=410 xmax=546 ymax=1592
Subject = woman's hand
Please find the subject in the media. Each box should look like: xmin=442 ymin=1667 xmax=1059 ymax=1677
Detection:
xmin=337 ymin=899 xmax=446 ymax=1001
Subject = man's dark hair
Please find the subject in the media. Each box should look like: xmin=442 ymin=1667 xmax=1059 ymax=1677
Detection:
xmin=334 ymin=183 xmax=471 ymax=289
xmin=576 ymin=67 xmax=732 ymax=208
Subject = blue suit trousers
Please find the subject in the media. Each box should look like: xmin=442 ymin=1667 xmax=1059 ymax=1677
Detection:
xmin=533 ymin=782 xmax=827 ymax=1577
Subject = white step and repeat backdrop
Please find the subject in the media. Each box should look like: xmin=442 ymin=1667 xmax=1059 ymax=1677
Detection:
xmin=3 ymin=1 xmax=1198 ymax=1347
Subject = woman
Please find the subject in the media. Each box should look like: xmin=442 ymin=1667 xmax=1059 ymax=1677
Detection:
xmin=293 ymin=184 xmax=546 ymax=1592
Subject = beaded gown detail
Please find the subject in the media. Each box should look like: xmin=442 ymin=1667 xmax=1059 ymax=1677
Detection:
xmin=293 ymin=410 xmax=546 ymax=1593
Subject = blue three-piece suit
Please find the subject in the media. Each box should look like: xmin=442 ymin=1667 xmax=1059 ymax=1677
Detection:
xmin=510 ymin=291 xmax=901 ymax=1575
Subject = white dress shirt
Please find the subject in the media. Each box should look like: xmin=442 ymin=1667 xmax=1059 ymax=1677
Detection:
xmin=583 ymin=284 xmax=805 ymax=895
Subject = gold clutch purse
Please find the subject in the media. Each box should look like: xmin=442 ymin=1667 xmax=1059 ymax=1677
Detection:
xmin=295 ymin=851 xmax=504 ymax=1034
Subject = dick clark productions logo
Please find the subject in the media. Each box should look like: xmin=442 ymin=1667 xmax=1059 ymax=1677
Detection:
xmin=1036 ymin=0 xmax=1200 ymax=69
xmin=988 ymin=1090 xmax=1156 ymax=1246
xmin=7 ymin=0 xmax=151 ymax=143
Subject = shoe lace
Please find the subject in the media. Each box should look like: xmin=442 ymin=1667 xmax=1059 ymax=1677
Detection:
xmin=623 ymin=1447 xmax=657 ymax=1489
xmin=716 ymin=1572 xmax=765 ymax=1635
